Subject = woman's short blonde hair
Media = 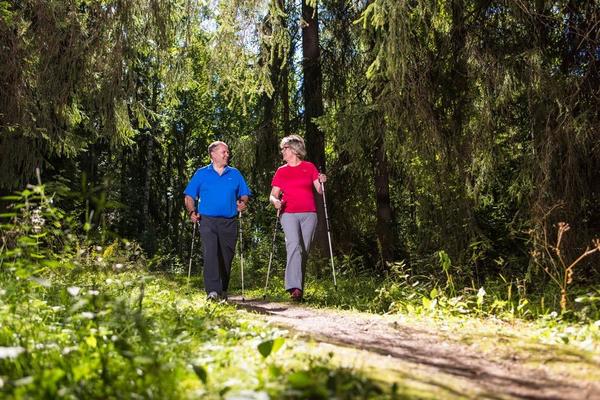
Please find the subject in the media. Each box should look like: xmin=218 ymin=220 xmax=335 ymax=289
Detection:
xmin=280 ymin=135 xmax=306 ymax=159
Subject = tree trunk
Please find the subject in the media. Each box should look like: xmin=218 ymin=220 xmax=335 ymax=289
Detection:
xmin=371 ymin=114 xmax=394 ymax=266
xmin=281 ymin=58 xmax=290 ymax=135
xmin=141 ymin=133 xmax=153 ymax=237
xmin=255 ymin=2 xmax=287 ymax=188
xmin=141 ymin=78 xmax=158 ymax=251
xmin=365 ymin=9 xmax=395 ymax=267
xmin=280 ymin=0 xmax=290 ymax=135
xmin=301 ymin=0 xmax=328 ymax=256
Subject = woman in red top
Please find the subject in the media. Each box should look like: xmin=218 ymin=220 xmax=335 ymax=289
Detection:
xmin=270 ymin=135 xmax=326 ymax=301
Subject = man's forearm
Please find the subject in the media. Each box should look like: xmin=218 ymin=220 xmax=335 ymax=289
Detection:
xmin=184 ymin=196 xmax=196 ymax=214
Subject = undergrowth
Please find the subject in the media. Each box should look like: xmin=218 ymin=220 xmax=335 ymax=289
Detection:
xmin=0 ymin=183 xmax=395 ymax=399
xmin=2 ymin=181 xmax=599 ymax=398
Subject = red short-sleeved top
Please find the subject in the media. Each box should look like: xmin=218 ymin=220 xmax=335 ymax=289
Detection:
xmin=271 ymin=161 xmax=319 ymax=213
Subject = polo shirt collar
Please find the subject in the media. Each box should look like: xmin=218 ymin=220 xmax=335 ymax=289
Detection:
xmin=209 ymin=163 xmax=231 ymax=175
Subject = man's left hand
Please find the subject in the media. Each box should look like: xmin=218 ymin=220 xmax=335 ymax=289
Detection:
xmin=237 ymin=199 xmax=248 ymax=212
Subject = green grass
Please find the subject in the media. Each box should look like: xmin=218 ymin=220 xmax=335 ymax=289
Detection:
xmin=0 ymin=263 xmax=402 ymax=399
xmin=3 ymin=254 xmax=599 ymax=399
xmin=2 ymin=184 xmax=599 ymax=398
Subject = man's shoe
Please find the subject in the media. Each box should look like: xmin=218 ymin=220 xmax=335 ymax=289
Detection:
xmin=290 ymin=288 xmax=302 ymax=302
xmin=221 ymin=291 xmax=228 ymax=301
xmin=207 ymin=291 xmax=219 ymax=301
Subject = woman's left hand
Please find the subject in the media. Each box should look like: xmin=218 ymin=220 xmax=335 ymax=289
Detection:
xmin=318 ymin=173 xmax=327 ymax=183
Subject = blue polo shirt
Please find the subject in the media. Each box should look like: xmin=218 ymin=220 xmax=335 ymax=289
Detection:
xmin=184 ymin=164 xmax=251 ymax=218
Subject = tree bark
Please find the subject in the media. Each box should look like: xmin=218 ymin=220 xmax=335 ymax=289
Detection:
xmin=280 ymin=0 xmax=290 ymax=135
xmin=141 ymin=77 xmax=158 ymax=251
xmin=255 ymin=2 xmax=287 ymax=188
xmin=371 ymin=114 xmax=394 ymax=266
xmin=301 ymin=0 xmax=328 ymax=255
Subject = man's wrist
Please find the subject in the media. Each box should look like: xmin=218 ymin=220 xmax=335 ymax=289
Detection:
xmin=189 ymin=210 xmax=195 ymax=215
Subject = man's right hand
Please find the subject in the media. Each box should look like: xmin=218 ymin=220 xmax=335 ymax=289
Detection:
xmin=190 ymin=211 xmax=200 ymax=223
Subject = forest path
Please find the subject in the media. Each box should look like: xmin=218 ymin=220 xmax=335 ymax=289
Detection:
xmin=229 ymin=296 xmax=600 ymax=400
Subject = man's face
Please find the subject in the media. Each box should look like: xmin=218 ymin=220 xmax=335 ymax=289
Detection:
xmin=211 ymin=144 xmax=230 ymax=167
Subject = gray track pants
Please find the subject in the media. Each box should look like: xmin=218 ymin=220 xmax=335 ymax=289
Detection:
xmin=280 ymin=212 xmax=317 ymax=291
xmin=199 ymin=215 xmax=237 ymax=295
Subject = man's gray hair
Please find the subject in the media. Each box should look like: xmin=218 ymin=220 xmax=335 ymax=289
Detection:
xmin=208 ymin=141 xmax=228 ymax=155
xmin=280 ymin=135 xmax=306 ymax=159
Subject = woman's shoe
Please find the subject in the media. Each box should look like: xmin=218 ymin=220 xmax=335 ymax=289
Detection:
xmin=290 ymin=288 xmax=302 ymax=301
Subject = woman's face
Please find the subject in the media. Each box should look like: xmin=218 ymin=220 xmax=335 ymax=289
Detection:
xmin=281 ymin=144 xmax=294 ymax=162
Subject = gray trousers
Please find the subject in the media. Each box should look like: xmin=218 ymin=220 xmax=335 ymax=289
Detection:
xmin=280 ymin=212 xmax=317 ymax=291
xmin=198 ymin=215 xmax=237 ymax=295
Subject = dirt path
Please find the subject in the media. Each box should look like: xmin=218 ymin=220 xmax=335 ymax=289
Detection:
xmin=229 ymin=296 xmax=600 ymax=400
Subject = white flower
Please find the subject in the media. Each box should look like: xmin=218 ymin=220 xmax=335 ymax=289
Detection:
xmin=113 ymin=263 xmax=123 ymax=271
xmin=31 ymin=208 xmax=45 ymax=233
xmin=0 ymin=346 xmax=25 ymax=359
xmin=67 ymin=287 xmax=81 ymax=296
xmin=80 ymin=312 xmax=95 ymax=319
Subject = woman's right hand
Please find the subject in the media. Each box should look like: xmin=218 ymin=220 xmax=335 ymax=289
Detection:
xmin=270 ymin=187 xmax=283 ymax=210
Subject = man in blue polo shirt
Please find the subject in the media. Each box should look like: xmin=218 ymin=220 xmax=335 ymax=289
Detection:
xmin=184 ymin=141 xmax=251 ymax=301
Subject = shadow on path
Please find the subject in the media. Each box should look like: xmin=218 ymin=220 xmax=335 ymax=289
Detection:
xmin=230 ymin=297 xmax=600 ymax=400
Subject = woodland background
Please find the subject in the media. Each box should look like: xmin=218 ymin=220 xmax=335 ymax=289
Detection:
xmin=1 ymin=0 xmax=599 ymax=307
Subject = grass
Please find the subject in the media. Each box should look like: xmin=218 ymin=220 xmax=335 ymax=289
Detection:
xmin=2 ymin=253 xmax=600 ymax=399
xmin=2 ymin=183 xmax=599 ymax=398
xmin=1 ymin=262 xmax=404 ymax=399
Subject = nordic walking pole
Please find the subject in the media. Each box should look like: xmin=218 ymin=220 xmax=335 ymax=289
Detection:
xmin=188 ymin=222 xmax=196 ymax=281
xmin=188 ymin=197 xmax=199 ymax=282
xmin=263 ymin=207 xmax=281 ymax=300
xmin=320 ymin=176 xmax=337 ymax=289
xmin=238 ymin=210 xmax=245 ymax=301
